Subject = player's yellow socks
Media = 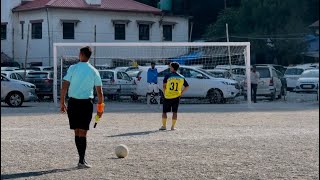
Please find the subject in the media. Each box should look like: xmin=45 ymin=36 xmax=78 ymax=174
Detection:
xmin=172 ymin=119 xmax=177 ymax=128
xmin=162 ymin=118 xmax=167 ymax=127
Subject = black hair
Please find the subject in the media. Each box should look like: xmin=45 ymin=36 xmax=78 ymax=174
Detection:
xmin=80 ymin=46 xmax=92 ymax=59
xmin=151 ymin=62 xmax=156 ymax=65
xmin=170 ymin=62 xmax=180 ymax=71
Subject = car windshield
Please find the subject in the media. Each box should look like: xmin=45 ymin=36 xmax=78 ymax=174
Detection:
xmin=209 ymin=72 xmax=225 ymax=78
xmin=27 ymin=72 xmax=49 ymax=78
xmin=256 ymin=68 xmax=270 ymax=78
xmin=285 ymin=68 xmax=304 ymax=75
xmin=99 ymin=71 xmax=114 ymax=79
xmin=126 ymin=70 xmax=141 ymax=77
xmin=197 ymin=68 xmax=213 ymax=77
xmin=301 ymin=70 xmax=319 ymax=78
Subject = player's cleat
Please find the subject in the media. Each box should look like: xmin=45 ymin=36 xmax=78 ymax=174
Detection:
xmin=159 ymin=126 xmax=166 ymax=131
xmin=171 ymin=127 xmax=176 ymax=131
xmin=78 ymin=161 xmax=92 ymax=169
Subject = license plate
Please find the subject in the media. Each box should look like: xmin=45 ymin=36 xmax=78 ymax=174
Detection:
xmin=303 ymin=85 xmax=312 ymax=88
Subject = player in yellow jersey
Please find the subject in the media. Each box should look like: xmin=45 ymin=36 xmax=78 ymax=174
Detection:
xmin=160 ymin=62 xmax=189 ymax=131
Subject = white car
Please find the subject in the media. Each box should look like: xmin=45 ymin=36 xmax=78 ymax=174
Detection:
xmin=136 ymin=65 xmax=240 ymax=104
xmin=206 ymin=69 xmax=232 ymax=79
xmin=284 ymin=66 xmax=314 ymax=91
xmin=243 ymin=65 xmax=283 ymax=100
xmin=1 ymin=67 xmax=19 ymax=71
xmin=1 ymin=74 xmax=37 ymax=107
xmin=29 ymin=66 xmax=53 ymax=71
xmin=295 ymin=69 xmax=319 ymax=93
xmin=1 ymin=70 xmax=25 ymax=81
xmin=99 ymin=70 xmax=137 ymax=100
xmin=214 ymin=65 xmax=247 ymax=83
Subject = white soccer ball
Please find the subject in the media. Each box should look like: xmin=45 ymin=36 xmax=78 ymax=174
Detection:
xmin=115 ymin=144 xmax=129 ymax=158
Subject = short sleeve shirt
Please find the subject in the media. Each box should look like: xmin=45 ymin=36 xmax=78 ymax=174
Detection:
xmin=63 ymin=62 xmax=102 ymax=99
xmin=163 ymin=72 xmax=189 ymax=99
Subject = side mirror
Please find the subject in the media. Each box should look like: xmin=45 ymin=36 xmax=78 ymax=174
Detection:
xmin=196 ymin=74 xmax=204 ymax=79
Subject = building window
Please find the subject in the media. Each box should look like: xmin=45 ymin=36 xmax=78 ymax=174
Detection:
xmin=1 ymin=24 xmax=7 ymax=40
xmin=114 ymin=24 xmax=125 ymax=40
xmin=21 ymin=22 xmax=24 ymax=39
xmin=31 ymin=23 xmax=42 ymax=39
xmin=163 ymin=25 xmax=172 ymax=41
xmin=139 ymin=24 xmax=150 ymax=40
xmin=63 ymin=23 xmax=75 ymax=39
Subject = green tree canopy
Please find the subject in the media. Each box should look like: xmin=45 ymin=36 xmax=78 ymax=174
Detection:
xmin=205 ymin=0 xmax=319 ymax=65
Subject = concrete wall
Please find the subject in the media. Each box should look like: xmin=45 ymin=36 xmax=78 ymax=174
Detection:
xmin=1 ymin=0 xmax=22 ymax=58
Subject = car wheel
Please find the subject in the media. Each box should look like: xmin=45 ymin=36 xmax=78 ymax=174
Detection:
xmin=6 ymin=92 xmax=24 ymax=107
xmin=131 ymin=95 xmax=138 ymax=101
xmin=208 ymin=89 xmax=224 ymax=104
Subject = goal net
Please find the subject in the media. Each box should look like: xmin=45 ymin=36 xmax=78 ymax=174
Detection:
xmin=53 ymin=42 xmax=251 ymax=106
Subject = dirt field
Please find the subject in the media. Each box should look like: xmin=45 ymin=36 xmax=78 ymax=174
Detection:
xmin=1 ymin=101 xmax=319 ymax=180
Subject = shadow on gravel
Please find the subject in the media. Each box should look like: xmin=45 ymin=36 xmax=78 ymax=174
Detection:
xmin=1 ymin=167 xmax=78 ymax=179
xmin=107 ymin=130 xmax=159 ymax=137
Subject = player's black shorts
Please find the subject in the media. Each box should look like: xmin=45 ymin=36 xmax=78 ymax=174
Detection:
xmin=67 ymin=97 xmax=93 ymax=130
xmin=163 ymin=97 xmax=180 ymax=113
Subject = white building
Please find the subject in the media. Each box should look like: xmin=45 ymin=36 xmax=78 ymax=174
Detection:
xmin=1 ymin=0 xmax=189 ymax=66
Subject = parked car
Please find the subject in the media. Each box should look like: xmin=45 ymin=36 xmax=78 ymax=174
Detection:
xmin=14 ymin=69 xmax=36 ymax=79
xmin=255 ymin=64 xmax=287 ymax=96
xmin=115 ymin=66 xmax=140 ymax=72
xmin=1 ymin=74 xmax=37 ymax=107
xmin=295 ymin=69 xmax=319 ymax=93
xmin=126 ymin=69 xmax=142 ymax=83
xmin=1 ymin=67 xmax=20 ymax=71
xmin=206 ymin=69 xmax=232 ymax=79
xmin=1 ymin=71 xmax=24 ymax=81
xmin=136 ymin=65 xmax=240 ymax=104
xmin=243 ymin=65 xmax=282 ymax=100
xmin=95 ymin=65 xmax=113 ymax=70
xmin=25 ymin=71 xmax=54 ymax=99
xmin=284 ymin=66 xmax=314 ymax=91
xmin=214 ymin=65 xmax=247 ymax=83
xmin=99 ymin=70 xmax=137 ymax=100
xmin=29 ymin=66 xmax=53 ymax=71
xmin=255 ymin=64 xmax=286 ymax=74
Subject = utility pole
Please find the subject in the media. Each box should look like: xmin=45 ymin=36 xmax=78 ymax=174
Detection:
xmin=94 ymin=25 xmax=97 ymax=67
xmin=226 ymin=23 xmax=232 ymax=74
xmin=24 ymin=24 xmax=30 ymax=79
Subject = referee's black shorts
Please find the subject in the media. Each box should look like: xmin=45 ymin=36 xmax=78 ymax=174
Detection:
xmin=163 ymin=97 xmax=180 ymax=113
xmin=67 ymin=97 xmax=93 ymax=130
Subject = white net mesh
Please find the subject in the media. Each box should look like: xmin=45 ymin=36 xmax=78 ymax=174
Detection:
xmin=53 ymin=42 xmax=251 ymax=106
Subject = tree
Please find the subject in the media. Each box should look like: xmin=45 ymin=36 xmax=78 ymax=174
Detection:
xmin=205 ymin=0 xmax=318 ymax=65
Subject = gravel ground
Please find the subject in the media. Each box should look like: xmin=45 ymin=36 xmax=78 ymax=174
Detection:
xmin=1 ymin=101 xmax=319 ymax=180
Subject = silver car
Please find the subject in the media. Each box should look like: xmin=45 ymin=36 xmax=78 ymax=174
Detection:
xmin=99 ymin=70 xmax=137 ymax=100
xmin=295 ymin=69 xmax=319 ymax=93
xmin=1 ymin=74 xmax=37 ymax=107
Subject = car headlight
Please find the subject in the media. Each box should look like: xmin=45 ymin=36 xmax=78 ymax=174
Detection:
xmin=22 ymin=84 xmax=35 ymax=88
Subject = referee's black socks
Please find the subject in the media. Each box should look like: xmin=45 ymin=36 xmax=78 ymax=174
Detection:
xmin=78 ymin=137 xmax=87 ymax=164
xmin=75 ymin=136 xmax=81 ymax=160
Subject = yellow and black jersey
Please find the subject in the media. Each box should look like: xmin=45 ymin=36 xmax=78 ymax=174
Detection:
xmin=163 ymin=72 xmax=189 ymax=99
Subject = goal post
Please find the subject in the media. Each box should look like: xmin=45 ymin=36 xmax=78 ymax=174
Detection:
xmin=53 ymin=42 xmax=251 ymax=107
